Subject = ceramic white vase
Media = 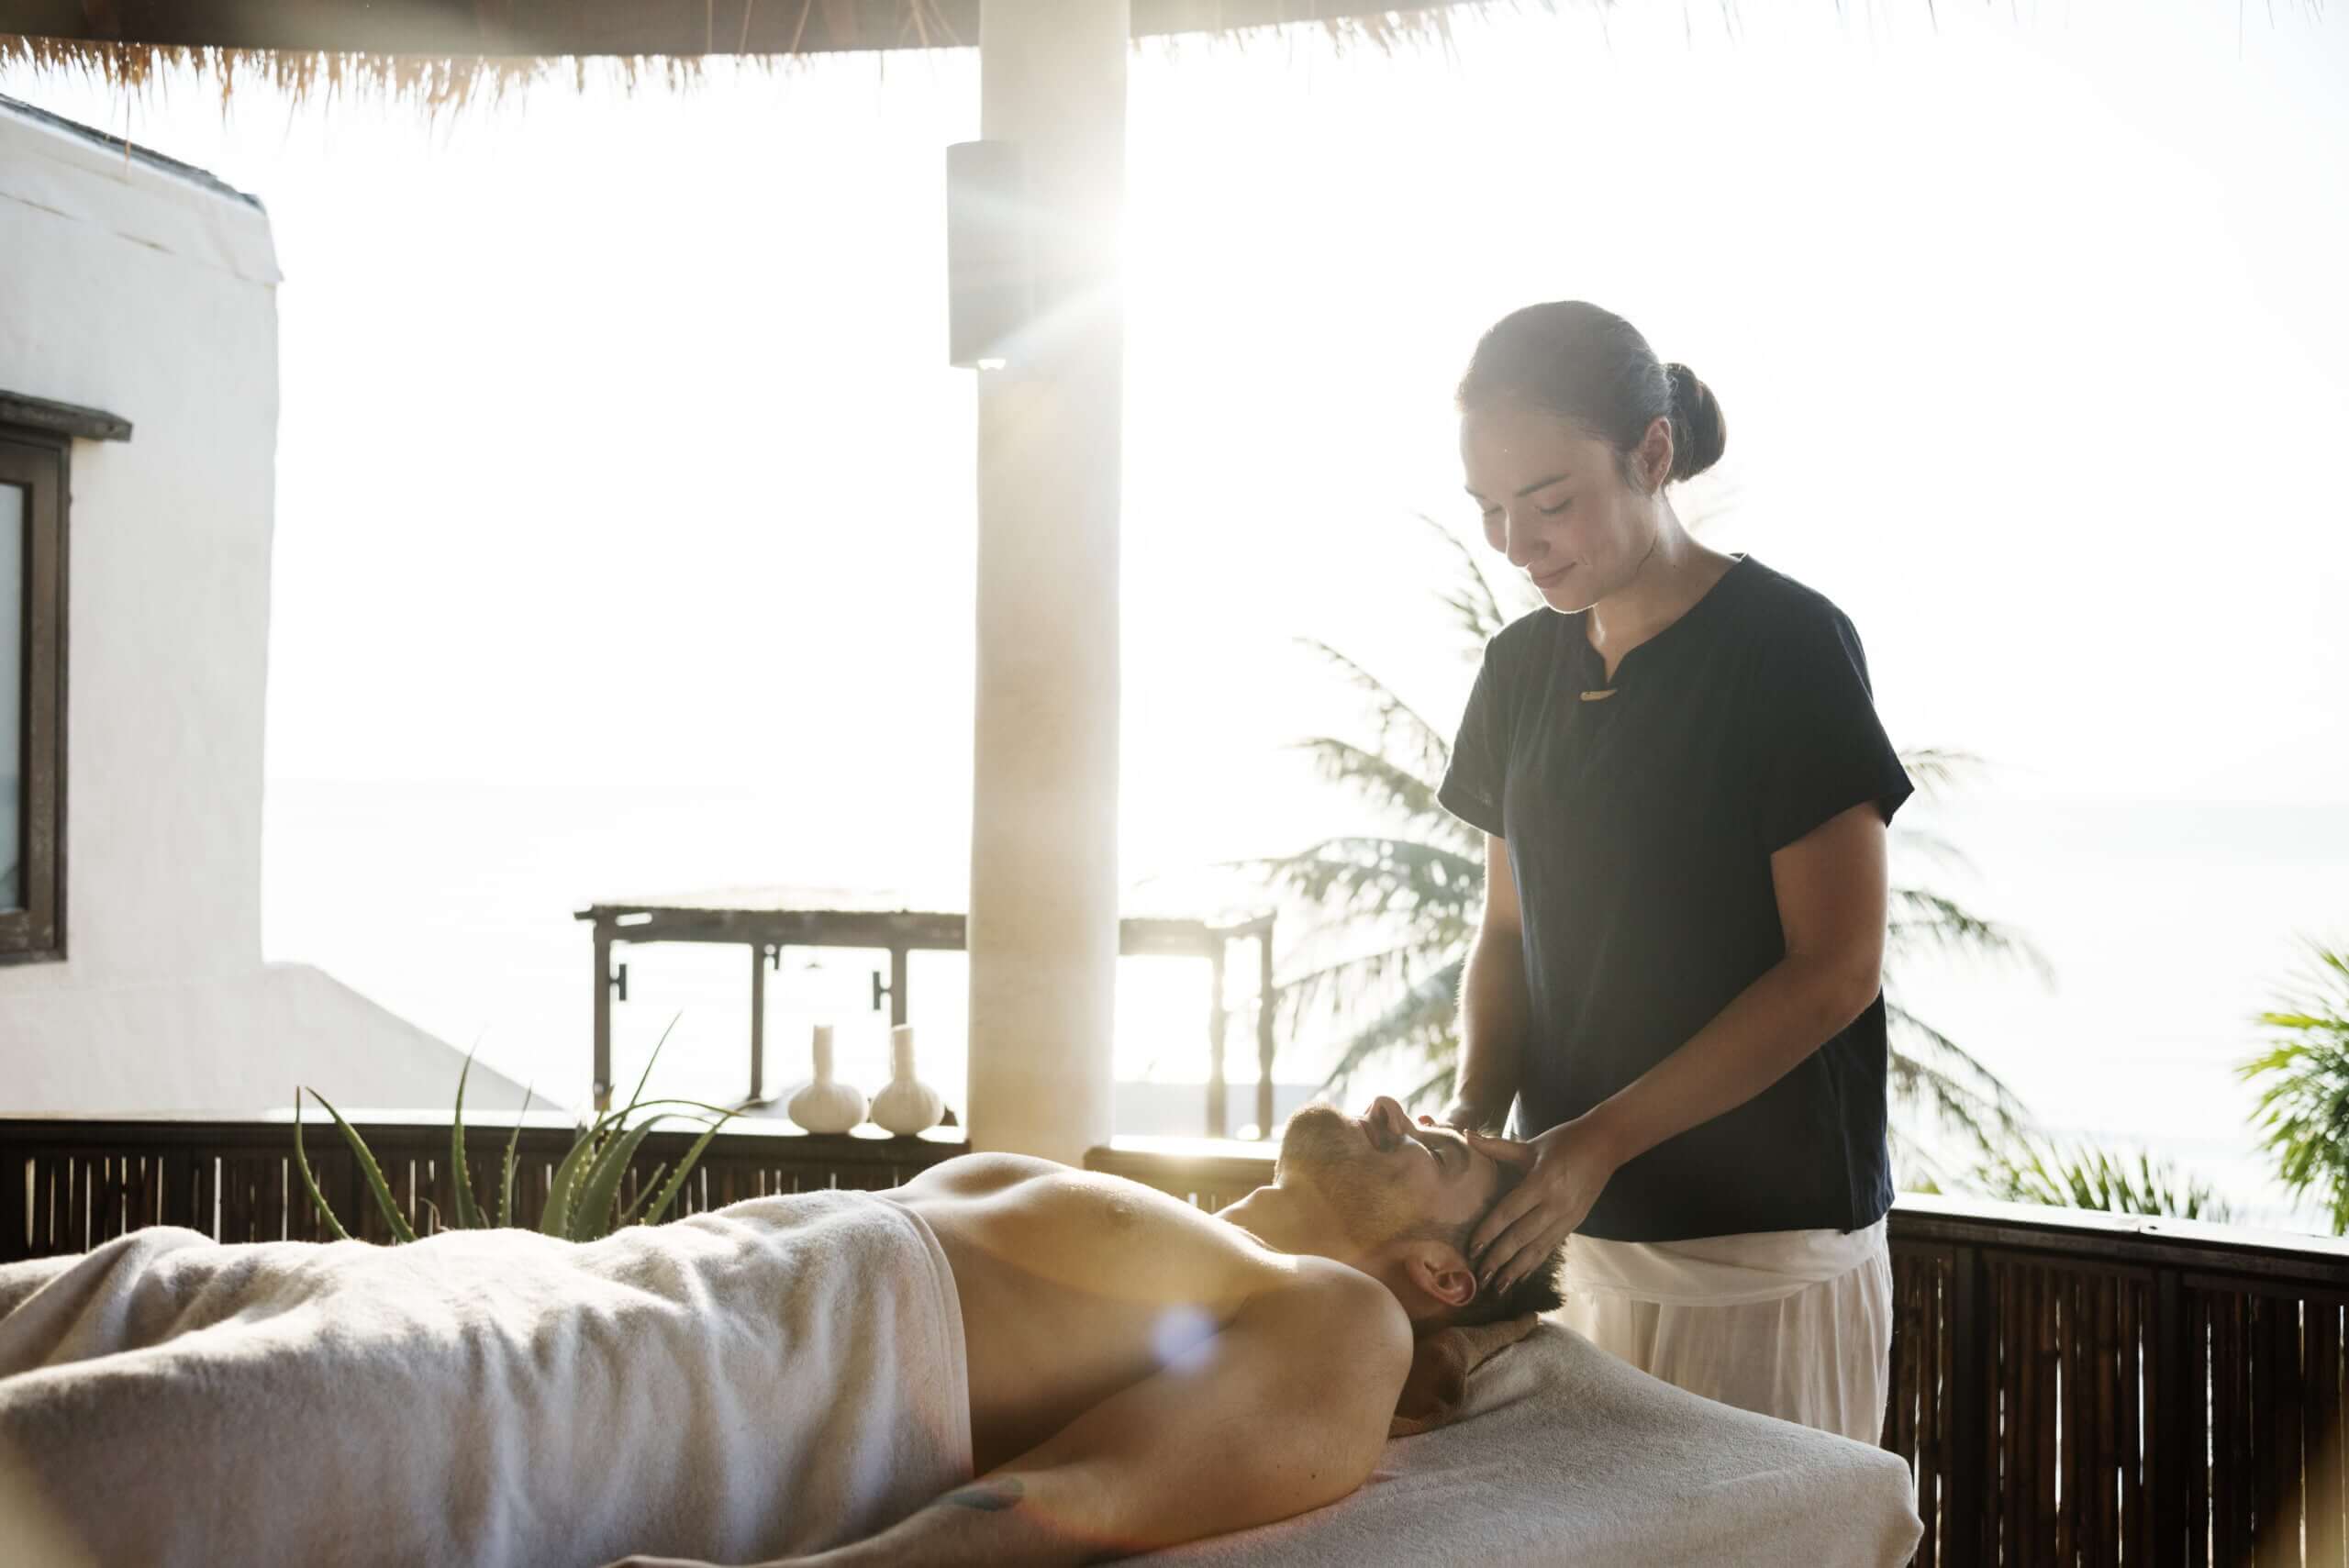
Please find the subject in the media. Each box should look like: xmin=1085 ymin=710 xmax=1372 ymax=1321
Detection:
xmin=869 ymin=1024 xmax=946 ymax=1137
xmin=786 ymin=1025 xmax=867 ymax=1133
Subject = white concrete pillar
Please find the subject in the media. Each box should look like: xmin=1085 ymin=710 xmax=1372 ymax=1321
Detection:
xmin=965 ymin=0 xmax=1129 ymax=1165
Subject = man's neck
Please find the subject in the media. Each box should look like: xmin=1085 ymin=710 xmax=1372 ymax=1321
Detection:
xmin=1214 ymin=1185 xmax=1348 ymax=1264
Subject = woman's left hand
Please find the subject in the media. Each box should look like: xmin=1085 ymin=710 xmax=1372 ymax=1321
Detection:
xmin=1464 ymin=1120 xmax=1621 ymax=1296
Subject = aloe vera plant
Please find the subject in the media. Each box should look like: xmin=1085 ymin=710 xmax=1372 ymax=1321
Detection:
xmin=295 ymin=1018 xmax=738 ymax=1244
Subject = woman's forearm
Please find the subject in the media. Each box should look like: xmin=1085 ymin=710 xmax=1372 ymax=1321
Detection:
xmin=1450 ymin=929 xmax=1531 ymax=1130
xmin=1575 ymin=952 xmax=1879 ymax=1172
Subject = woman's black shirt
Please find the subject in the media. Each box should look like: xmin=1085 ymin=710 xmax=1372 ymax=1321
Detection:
xmin=1437 ymin=555 xmax=1913 ymax=1242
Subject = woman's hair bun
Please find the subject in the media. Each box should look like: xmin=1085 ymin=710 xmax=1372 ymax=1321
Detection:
xmin=1456 ymin=304 xmax=1725 ymax=490
xmin=1664 ymin=362 xmax=1728 ymax=483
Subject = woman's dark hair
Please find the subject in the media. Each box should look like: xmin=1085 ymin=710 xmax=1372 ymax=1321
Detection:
xmin=1456 ymin=301 xmax=1727 ymax=486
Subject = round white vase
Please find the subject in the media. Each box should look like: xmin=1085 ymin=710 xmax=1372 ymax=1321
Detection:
xmin=869 ymin=1024 xmax=946 ymax=1137
xmin=786 ymin=1024 xmax=867 ymax=1134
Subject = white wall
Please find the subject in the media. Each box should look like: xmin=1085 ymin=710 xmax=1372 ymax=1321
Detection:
xmin=0 ymin=101 xmax=526 ymax=1115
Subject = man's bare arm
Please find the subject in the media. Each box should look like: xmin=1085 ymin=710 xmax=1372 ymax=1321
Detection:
xmin=763 ymin=1264 xmax=1408 ymax=1568
xmin=1444 ymin=835 xmax=1529 ymax=1132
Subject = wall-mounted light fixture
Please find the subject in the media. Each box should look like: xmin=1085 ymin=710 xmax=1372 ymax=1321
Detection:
xmin=945 ymin=139 xmax=1032 ymax=372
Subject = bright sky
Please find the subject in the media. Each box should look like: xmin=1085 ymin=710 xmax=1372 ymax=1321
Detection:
xmin=7 ymin=1 xmax=2342 ymax=873
xmin=5 ymin=0 xmax=2346 ymax=1168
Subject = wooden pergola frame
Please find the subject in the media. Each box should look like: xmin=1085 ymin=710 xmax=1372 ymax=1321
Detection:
xmin=576 ymin=896 xmax=1279 ymax=1138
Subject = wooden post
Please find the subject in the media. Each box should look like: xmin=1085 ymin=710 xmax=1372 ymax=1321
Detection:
xmin=592 ymin=919 xmax=615 ymax=1113
xmin=2153 ymin=1268 xmax=2188 ymax=1563
xmin=965 ymin=0 xmax=1128 ymax=1165
xmin=0 ymin=1141 xmax=26 ymax=1262
xmin=1947 ymin=1243 xmax=1984 ymax=1567
xmin=1256 ymin=929 xmax=1275 ymax=1140
xmin=749 ymin=941 xmax=768 ymax=1103
xmin=1206 ymin=941 xmax=1228 ymax=1140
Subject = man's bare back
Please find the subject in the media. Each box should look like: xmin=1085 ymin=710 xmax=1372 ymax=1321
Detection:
xmin=620 ymin=1096 xmax=1537 ymax=1568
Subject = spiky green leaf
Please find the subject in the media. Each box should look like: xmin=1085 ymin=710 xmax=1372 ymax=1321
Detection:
xmin=640 ymin=1111 xmax=740 ymax=1227
xmin=308 ymin=1088 xmax=417 ymax=1245
xmin=450 ymin=1046 xmax=484 ymax=1230
xmin=497 ymin=1084 xmax=534 ymax=1230
xmin=292 ymin=1088 xmax=353 ymax=1242
xmin=540 ymin=1113 xmax=621 ymax=1240
xmin=569 ymin=1121 xmax=660 ymax=1242
xmin=615 ymin=1162 xmax=670 ymax=1228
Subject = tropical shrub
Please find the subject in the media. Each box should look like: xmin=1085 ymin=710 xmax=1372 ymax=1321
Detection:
xmin=1975 ymin=1136 xmax=2234 ymax=1223
xmin=295 ymin=1022 xmax=736 ymax=1244
xmin=2242 ymin=943 xmax=2349 ymax=1233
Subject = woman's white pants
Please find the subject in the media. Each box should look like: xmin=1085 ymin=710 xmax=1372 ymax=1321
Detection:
xmin=1558 ymin=1218 xmax=1894 ymax=1445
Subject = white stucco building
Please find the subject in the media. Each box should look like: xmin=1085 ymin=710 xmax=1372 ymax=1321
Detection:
xmin=0 ymin=95 xmax=526 ymax=1114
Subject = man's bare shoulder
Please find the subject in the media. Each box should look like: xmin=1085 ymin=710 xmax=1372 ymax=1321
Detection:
xmin=899 ymin=1150 xmax=1066 ymax=1195
xmin=1255 ymin=1254 xmax=1413 ymax=1369
xmin=898 ymin=1154 xmax=1404 ymax=1336
xmin=905 ymin=1156 xmax=1245 ymax=1237
xmin=901 ymin=1152 xmax=1209 ymax=1215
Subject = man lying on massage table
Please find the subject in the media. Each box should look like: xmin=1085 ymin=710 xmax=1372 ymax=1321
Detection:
xmin=634 ymin=1089 xmax=1559 ymax=1568
xmin=0 ymin=1096 xmax=1556 ymax=1568
xmin=620 ymin=1095 xmax=1555 ymax=1568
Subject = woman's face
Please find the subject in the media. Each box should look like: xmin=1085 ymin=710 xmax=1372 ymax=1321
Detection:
xmin=1460 ymin=405 xmax=1666 ymax=612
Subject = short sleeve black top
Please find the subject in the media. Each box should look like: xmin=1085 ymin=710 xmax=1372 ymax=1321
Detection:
xmin=1437 ymin=555 xmax=1913 ymax=1242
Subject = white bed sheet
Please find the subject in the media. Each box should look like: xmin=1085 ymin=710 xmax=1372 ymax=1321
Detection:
xmin=1133 ymin=1321 xmax=1923 ymax=1567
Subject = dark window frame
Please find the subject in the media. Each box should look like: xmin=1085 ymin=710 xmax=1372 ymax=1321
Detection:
xmin=0 ymin=426 xmax=68 ymax=962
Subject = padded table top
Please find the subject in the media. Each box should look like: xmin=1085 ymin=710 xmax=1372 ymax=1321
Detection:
xmin=1133 ymin=1322 xmax=1923 ymax=1568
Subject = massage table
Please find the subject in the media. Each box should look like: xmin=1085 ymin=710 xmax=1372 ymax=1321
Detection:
xmin=1135 ymin=1320 xmax=1924 ymax=1567
xmin=5 ymin=1209 xmax=1920 ymax=1567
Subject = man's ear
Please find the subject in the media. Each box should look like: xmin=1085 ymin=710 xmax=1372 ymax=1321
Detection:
xmin=1402 ymin=1242 xmax=1478 ymax=1312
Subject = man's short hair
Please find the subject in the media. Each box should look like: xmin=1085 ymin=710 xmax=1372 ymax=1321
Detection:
xmin=1418 ymin=1162 xmax=1567 ymax=1326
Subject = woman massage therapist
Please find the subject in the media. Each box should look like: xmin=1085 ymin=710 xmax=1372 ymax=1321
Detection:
xmin=1426 ymin=301 xmax=1912 ymax=1443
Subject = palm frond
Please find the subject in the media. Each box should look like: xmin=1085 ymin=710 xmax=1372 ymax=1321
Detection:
xmin=1287 ymin=736 xmax=1458 ymax=832
xmin=1884 ymin=1000 xmax=2033 ymax=1153
xmin=1401 ymin=1060 xmax=1460 ymax=1114
xmin=1275 ymin=940 xmax=1446 ymax=1030
xmin=2240 ymin=943 xmax=2349 ymax=1232
xmin=1291 ymin=638 xmax=1451 ymax=780
xmin=1413 ymin=512 xmax=1514 ymax=650
xmin=1897 ymin=748 xmax=1987 ymax=802
xmin=1887 ymin=1123 xmax=1968 ymax=1193
xmin=1887 ymin=824 xmax=1976 ymax=872
xmin=1888 ymin=887 xmax=2055 ymax=984
xmin=1253 ymin=835 xmax=1484 ymax=935
xmin=1976 ymin=1137 xmax=2234 ymax=1223
xmin=1320 ymin=956 xmax=1467 ymax=1095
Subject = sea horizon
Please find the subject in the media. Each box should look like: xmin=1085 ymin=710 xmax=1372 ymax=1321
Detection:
xmin=262 ymin=777 xmax=2349 ymax=1234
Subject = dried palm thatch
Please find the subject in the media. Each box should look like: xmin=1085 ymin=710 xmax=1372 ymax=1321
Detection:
xmin=0 ymin=0 xmax=1531 ymax=112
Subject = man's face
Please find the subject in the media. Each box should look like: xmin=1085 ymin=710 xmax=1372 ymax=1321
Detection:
xmin=1275 ymin=1096 xmax=1508 ymax=1256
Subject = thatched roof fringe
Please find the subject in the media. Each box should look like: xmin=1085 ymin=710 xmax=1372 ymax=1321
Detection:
xmin=0 ymin=4 xmax=1521 ymax=113
xmin=0 ymin=6 xmax=1519 ymax=112
xmin=0 ymin=35 xmax=685 ymax=116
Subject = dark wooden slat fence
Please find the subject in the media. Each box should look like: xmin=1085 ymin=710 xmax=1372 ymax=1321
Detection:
xmin=0 ymin=1114 xmax=965 ymax=1257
